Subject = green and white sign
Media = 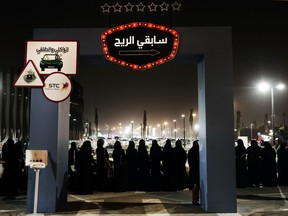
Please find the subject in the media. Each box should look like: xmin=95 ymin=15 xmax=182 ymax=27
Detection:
xmin=26 ymin=40 xmax=78 ymax=75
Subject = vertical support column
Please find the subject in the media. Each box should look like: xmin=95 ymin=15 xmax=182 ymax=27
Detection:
xmin=198 ymin=56 xmax=236 ymax=213
xmin=27 ymin=88 xmax=69 ymax=213
xmin=0 ymin=69 xmax=3 ymax=142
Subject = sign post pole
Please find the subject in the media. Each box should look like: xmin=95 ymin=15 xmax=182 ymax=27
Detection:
xmin=25 ymin=150 xmax=47 ymax=216
xmin=26 ymin=166 xmax=45 ymax=216
xmin=34 ymin=168 xmax=43 ymax=215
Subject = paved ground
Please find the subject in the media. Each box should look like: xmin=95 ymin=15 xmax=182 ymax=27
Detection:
xmin=1 ymin=186 xmax=288 ymax=216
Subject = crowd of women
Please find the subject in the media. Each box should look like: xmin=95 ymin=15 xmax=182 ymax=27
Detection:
xmin=0 ymin=138 xmax=25 ymax=200
xmin=235 ymin=139 xmax=288 ymax=188
xmin=68 ymin=138 xmax=200 ymax=199
xmin=2 ymin=136 xmax=285 ymax=202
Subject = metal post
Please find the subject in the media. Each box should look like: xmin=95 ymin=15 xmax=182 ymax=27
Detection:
xmin=250 ymin=123 xmax=253 ymax=141
xmin=271 ymin=87 xmax=275 ymax=146
xmin=174 ymin=120 xmax=177 ymax=140
xmin=183 ymin=115 xmax=186 ymax=146
xmin=33 ymin=169 xmax=40 ymax=214
xmin=26 ymin=168 xmax=44 ymax=216
xmin=106 ymin=125 xmax=109 ymax=138
xmin=131 ymin=121 xmax=134 ymax=139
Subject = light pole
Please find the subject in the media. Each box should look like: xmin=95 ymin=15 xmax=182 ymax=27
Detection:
xmin=271 ymin=87 xmax=275 ymax=145
xmin=73 ymin=118 xmax=77 ymax=140
xmin=131 ymin=121 xmax=134 ymax=139
xmin=258 ymin=82 xmax=285 ymax=145
xmin=250 ymin=123 xmax=253 ymax=141
xmin=182 ymin=114 xmax=186 ymax=146
xmin=173 ymin=119 xmax=177 ymax=140
xmin=163 ymin=122 xmax=168 ymax=138
xmin=157 ymin=124 xmax=161 ymax=138
xmin=148 ymin=125 xmax=151 ymax=138
xmin=106 ymin=124 xmax=109 ymax=139
xmin=119 ymin=123 xmax=122 ymax=136
xmin=85 ymin=122 xmax=89 ymax=138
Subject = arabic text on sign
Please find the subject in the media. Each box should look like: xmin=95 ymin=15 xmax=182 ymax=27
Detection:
xmin=114 ymin=36 xmax=168 ymax=49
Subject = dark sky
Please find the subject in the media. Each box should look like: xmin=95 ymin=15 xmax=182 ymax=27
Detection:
xmin=74 ymin=61 xmax=198 ymax=131
xmin=232 ymin=20 xmax=288 ymax=128
xmin=2 ymin=1 xmax=288 ymax=133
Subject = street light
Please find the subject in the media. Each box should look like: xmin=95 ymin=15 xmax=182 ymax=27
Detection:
xmin=157 ymin=124 xmax=161 ymax=138
xmin=148 ymin=125 xmax=152 ymax=138
xmin=119 ymin=123 xmax=122 ymax=135
xmin=181 ymin=114 xmax=186 ymax=146
xmin=163 ymin=122 xmax=168 ymax=138
xmin=131 ymin=121 xmax=134 ymax=139
xmin=173 ymin=119 xmax=177 ymax=140
xmin=72 ymin=118 xmax=77 ymax=140
xmin=106 ymin=124 xmax=109 ymax=139
xmin=258 ymin=82 xmax=285 ymax=145
xmin=250 ymin=123 xmax=253 ymax=141
xmin=191 ymin=113 xmax=196 ymax=140
xmin=85 ymin=122 xmax=89 ymax=138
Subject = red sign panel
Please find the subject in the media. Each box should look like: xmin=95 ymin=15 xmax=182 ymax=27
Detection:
xmin=101 ymin=22 xmax=179 ymax=70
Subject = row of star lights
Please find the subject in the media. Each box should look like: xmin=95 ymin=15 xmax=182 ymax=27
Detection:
xmin=101 ymin=1 xmax=182 ymax=13
xmin=101 ymin=22 xmax=179 ymax=70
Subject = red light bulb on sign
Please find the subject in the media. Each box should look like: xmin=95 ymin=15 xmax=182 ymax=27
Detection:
xmin=101 ymin=22 xmax=179 ymax=70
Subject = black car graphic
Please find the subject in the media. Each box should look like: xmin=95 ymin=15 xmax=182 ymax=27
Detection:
xmin=40 ymin=54 xmax=63 ymax=71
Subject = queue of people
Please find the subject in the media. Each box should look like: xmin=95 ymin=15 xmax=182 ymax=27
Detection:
xmin=68 ymin=138 xmax=200 ymax=199
xmin=0 ymin=137 xmax=200 ymax=201
xmin=4 ymin=136 xmax=288 ymax=203
xmin=0 ymin=138 xmax=26 ymax=200
xmin=235 ymin=138 xmax=288 ymax=188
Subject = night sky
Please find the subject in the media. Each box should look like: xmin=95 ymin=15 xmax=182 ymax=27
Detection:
xmin=1 ymin=1 xmax=288 ymax=132
xmin=232 ymin=21 xmax=288 ymax=128
xmin=74 ymin=60 xmax=198 ymax=131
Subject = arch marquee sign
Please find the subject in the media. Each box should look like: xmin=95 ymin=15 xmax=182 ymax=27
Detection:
xmin=101 ymin=22 xmax=179 ymax=70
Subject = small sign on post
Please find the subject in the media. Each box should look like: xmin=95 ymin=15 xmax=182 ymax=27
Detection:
xmin=25 ymin=150 xmax=48 ymax=168
xmin=25 ymin=150 xmax=48 ymax=216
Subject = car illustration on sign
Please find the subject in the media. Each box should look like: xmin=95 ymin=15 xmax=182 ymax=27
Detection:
xmin=40 ymin=53 xmax=63 ymax=71
xmin=101 ymin=22 xmax=179 ymax=70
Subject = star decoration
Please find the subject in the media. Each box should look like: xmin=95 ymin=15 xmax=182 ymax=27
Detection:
xmin=136 ymin=2 xmax=145 ymax=12
xmin=101 ymin=3 xmax=111 ymax=13
xmin=148 ymin=2 xmax=158 ymax=12
xmin=112 ymin=3 xmax=122 ymax=12
xmin=100 ymin=1 xmax=182 ymax=13
xmin=159 ymin=2 xmax=169 ymax=11
xmin=172 ymin=1 xmax=181 ymax=11
xmin=124 ymin=2 xmax=134 ymax=12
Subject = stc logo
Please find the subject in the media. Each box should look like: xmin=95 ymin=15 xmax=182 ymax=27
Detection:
xmin=42 ymin=72 xmax=72 ymax=102
xmin=47 ymin=82 xmax=69 ymax=91
xmin=49 ymin=83 xmax=61 ymax=89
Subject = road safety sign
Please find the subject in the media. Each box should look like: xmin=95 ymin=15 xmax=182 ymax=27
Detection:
xmin=14 ymin=60 xmax=44 ymax=87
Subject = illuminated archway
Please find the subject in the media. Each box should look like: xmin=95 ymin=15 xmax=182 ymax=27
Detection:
xmin=28 ymin=27 xmax=236 ymax=213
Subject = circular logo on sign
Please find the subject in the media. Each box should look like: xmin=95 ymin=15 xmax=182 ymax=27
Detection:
xmin=42 ymin=72 xmax=72 ymax=102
